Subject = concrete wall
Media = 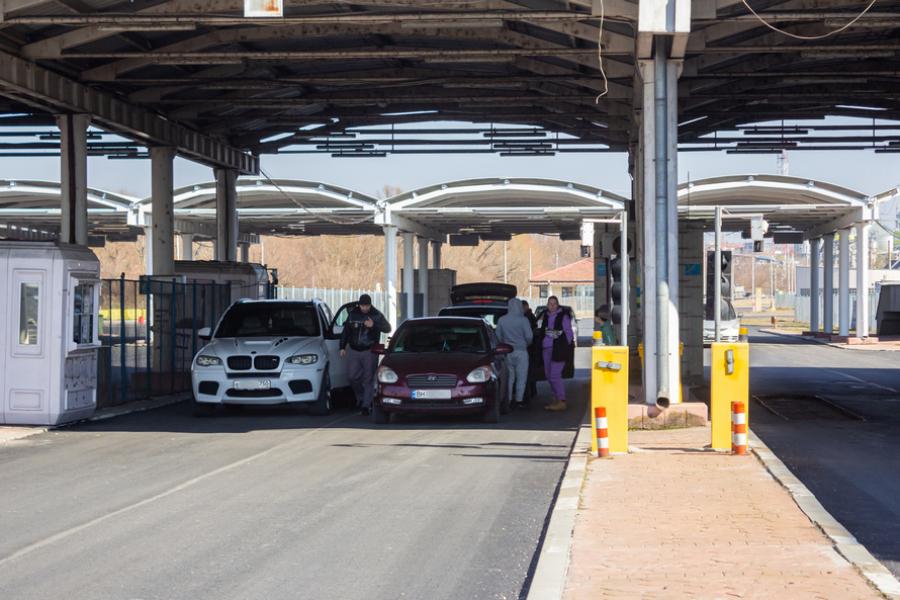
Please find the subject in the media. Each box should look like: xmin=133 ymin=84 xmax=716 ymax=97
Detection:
xmin=679 ymin=223 xmax=704 ymax=386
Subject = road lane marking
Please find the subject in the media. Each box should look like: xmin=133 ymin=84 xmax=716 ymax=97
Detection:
xmin=823 ymin=369 xmax=899 ymax=394
xmin=0 ymin=413 xmax=357 ymax=567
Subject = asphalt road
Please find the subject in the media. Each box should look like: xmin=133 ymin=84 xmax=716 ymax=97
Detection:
xmin=0 ymin=346 xmax=592 ymax=600
xmin=718 ymin=328 xmax=900 ymax=579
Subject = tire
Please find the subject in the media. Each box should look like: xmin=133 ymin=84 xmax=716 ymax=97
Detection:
xmin=191 ymin=395 xmax=216 ymax=417
xmin=372 ymin=401 xmax=390 ymax=424
xmin=309 ymin=369 xmax=332 ymax=416
xmin=483 ymin=393 xmax=501 ymax=424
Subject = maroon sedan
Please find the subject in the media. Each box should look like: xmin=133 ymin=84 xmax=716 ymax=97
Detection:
xmin=371 ymin=317 xmax=513 ymax=424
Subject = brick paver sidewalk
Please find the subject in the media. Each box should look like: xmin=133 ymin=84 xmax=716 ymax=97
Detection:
xmin=564 ymin=428 xmax=884 ymax=599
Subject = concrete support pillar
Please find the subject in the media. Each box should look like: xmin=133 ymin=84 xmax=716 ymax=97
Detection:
xmin=384 ymin=226 xmax=398 ymax=329
xmin=432 ymin=241 xmax=442 ymax=269
xmin=839 ymin=230 xmax=850 ymax=337
xmin=402 ymin=232 xmax=415 ymax=321
xmin=150 ymin=147 xmax=176 ymax=276
xmin=215 ymin=168 xmax=238 ymax=262
xmin=809 ymin=237 xmax=821 ymax=332
xmin=181 ymin=233 xmax=194 ymax=262
xmin=857 ymin=222 xmax=870 ymax=338
xmin=239 ymin=242 xmax=250 ymax=263
xmin=639 ymin=44 xmax=680 ymax=407
xmin=57 ymin=114 xmax=89 ymax=246
xmin=418 ymin=237 xmax=429 ymax=317
xmin=678 ymin=223 xmax=704 ymax=385
xmin=144 ymin=228 xmax=153 ymax=275
xmin=823 ymin=233 xmax=835 ymax=334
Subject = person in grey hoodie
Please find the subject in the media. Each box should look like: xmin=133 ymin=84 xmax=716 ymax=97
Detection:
xmin=496 ymin=298 xmax=534 ymax=409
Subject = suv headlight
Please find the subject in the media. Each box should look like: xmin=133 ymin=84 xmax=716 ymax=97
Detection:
xmin=466 ymin=366 xmax=492 ymax=383
xmin=378 ymin=366 xmax=399 ymax=383
xmin=290 ymin=354 xmax=319 ymax=365
xmin=196 ymin=355 xmax=222 ymax=367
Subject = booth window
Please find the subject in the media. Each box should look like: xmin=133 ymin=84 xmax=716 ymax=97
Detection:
xmin=18 ymin=282 xmax=39 ymax=345
xmin=73 ymin=283 xmax=95 ymax=344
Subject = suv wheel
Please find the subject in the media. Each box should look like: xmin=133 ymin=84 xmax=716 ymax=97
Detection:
xmin=309 ymin=369 xmax=332 ymax=416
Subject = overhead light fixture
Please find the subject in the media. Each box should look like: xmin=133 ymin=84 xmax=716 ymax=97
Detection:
xmin=402 ymin=18 xmax=505 ymax=28
xmin=150 ymin=57 xmax=244 ymax=65
xmin=423 ymin=56 xmax=515 ymax=64
xmin=97 ymin=23 xmax=198 ymax=31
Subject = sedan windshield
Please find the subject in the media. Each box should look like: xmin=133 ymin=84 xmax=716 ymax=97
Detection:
xmin=391 ymin=324 xmax=488 ymax=354
xmin=216 ymin=303 xmax=320 ymax=338
xmin=437 ymin=307 xmax=507 ymax=329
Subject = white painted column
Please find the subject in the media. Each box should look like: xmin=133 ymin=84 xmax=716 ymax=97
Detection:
xmin=823 ymin=233 xmax=835 ymax=334
xmin=384 ymin=226 xmax=398 ymax=329
xmin=57 ymin=114 xmax=90 ymax=246
xmin=150 ymin=147 xmax=176 ymax=276
xmin=181 ymin=233 xmax=194 ymax=261
xmin=402 ymin=232 xmax=415 ymax=321
xmin=418 ymin=237 xmax=429 ymax=317
xmin=432 ymin=241 xmax=442 ymax=269
xmin=839 ymin=230 xmax=850 ymax=337
xmin=215 ymin=168 xmax=238 ymax=262
xmin=857 ymin=222 xmax=870 ymax=338
xmin=809 ymin=237 xmax=821 ymax=333
xmin=239 ymin=242 xmax=250 ymax=263
xmin=144 ymin=227 xmax=153 ymax=275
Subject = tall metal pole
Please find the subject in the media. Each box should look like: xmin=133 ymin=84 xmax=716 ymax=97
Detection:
xmin=654 ymin=42 xmax=671 ymax=404
xmin=714 ymin=206 xmax=722 ymax=343
xmin=620 ymin=209 xmax=629 ymax=347
xmin=503 ymin=241 xmax=508 ymax=284
xmin=751 ymin=256 xmax=755 ymax=311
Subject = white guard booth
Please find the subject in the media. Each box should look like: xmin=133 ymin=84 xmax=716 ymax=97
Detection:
xmin=0 ymin=241 xmax=101 ymax=425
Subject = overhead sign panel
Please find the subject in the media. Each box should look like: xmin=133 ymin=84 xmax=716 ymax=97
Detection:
xmin=245 ymin=0 xmax=283 ymax=17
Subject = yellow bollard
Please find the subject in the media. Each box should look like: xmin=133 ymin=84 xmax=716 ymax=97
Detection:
xmin=591 ymin=344 xmax=629 ymax=454
xmin=711 ymin=342 xmax=750 ymax=450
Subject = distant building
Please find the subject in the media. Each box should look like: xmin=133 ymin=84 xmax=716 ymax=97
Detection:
xmin=530 ymin=258 xmax=594 ymax=300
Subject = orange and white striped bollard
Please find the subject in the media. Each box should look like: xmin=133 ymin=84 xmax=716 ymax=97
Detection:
xmin=732 ymin=401 xmax=747 ymax=455
xmin=595 ymin=406 xmax=609 ymax=457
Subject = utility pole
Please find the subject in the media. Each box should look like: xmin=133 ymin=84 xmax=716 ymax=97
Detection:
xmin=503 ymin=241 xmax=508 ymax=284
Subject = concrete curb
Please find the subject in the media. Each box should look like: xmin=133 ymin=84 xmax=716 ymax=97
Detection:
xmin=0 ymin=393 xmax=190 ymax=442
xmin=750 ymin=429 xmax=900 ymax=600
xmin=526 ymin=410 xmax=593 ymax=600
xmin=759 ymin=328 xmax=900 ymax=352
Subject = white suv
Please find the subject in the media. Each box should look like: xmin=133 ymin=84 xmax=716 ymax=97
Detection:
xmin=190 ymin=299 xmax=350 ymax=416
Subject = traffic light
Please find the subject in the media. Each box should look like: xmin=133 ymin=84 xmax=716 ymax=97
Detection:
xmin=706 ymin=250 xmax=734 ymax=321
xmin=608 ymin=255 xmax=627 ymax=325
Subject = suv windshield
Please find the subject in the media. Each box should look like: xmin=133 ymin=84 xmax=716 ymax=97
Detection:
xmin=390 ymin=323 xmax=488 ymax=354
xmin=216 ymin=303 xmax=321 ymax=338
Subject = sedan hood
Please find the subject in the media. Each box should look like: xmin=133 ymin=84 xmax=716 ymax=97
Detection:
xmin=209 ymin=336 xmax=320 ymax=357
xmin=383 ymin=351 xmax=492 ymax=378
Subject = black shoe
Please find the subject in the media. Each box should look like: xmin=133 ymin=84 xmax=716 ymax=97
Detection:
xmin=360 ymin=408 xmax=370 ymax=416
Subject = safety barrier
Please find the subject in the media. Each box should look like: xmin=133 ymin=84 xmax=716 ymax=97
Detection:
xmin=590 ymin=336 xmax=628 ymax=455
xmin=594 ymin=406 xmax=609 ymax=457
xmin=732 ymin=402 xmax=748 ymax=454
xmin=710 ymin=342 xmax=749 ymax=450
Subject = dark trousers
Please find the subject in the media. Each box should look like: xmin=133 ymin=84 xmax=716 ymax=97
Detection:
xmin=347 ymin=347 xmax=378 ymax=409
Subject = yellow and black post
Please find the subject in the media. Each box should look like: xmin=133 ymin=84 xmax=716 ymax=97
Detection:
xmin=591 ymin=337 xmax=629 ymax=455
xmin=710 ymin=342 xmax=749 ymax=450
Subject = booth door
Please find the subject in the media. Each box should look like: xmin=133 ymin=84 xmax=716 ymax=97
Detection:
xmin=3 ymin=265 xmax=50 ymax=424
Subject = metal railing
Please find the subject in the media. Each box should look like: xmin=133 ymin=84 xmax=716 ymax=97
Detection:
xmin=785 ymin=291 xmax=879 ymax=333
xmin=98 ymin=277 xmax=231 ymax=408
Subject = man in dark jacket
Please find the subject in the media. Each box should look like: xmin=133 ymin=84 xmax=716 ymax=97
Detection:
xmin=521 ymin=300 xmax=539 ymax=401
xmin=340 ymin=294 xmax=392 ymax=415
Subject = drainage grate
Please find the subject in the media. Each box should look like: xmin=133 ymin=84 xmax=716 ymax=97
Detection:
xmin=752 ymin=395 xmax=864 ymax=421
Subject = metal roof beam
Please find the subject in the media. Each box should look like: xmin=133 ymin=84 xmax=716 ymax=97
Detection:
xmin=0 ymin=49 xmax=258 ymax=173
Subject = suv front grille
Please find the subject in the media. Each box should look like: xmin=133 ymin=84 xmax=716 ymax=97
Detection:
xmin=227 ymin=356 xmax=252 ymax=370
xmin=254 ymin=356 xmax=280 ymax=370
xmin=407 ymin=375 xmax=458 ymax=388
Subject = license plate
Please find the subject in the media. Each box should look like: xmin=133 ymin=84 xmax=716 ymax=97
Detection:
xmin=412 ymin=389 xmax=451 ymax=400
xmin=233 ymin=379 xmax=271 ymax=390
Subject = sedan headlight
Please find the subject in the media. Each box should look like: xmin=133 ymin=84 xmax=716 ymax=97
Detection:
xmin=466 ymin=366 xmax=492 ymax=383
xmin=378 ymin=366 xmax=399 ymax=383
xmin=290 ymin=354 xmax=319 ymax=365
xmin=196 ymin=355 xmax=222 ymax=367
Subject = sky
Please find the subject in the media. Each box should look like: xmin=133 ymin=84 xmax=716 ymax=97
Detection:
xmin=1 ymin=117 xmax=899 ymax=202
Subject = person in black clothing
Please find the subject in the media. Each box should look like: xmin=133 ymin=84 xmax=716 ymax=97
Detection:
xmin=521 ymin=300 xmax=539 ymax=402
xmin=340 ymin=294 xmax=392 ymax=415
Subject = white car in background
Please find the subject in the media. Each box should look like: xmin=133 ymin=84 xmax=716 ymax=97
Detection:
xmin=190 ymin=298 xmax=350 ymax=416
xmin=703 ymin=303 xmax=741 ymax=345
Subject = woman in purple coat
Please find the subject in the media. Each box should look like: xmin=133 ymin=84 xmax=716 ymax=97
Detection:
xmin=539 ymin=296 xmax=573 ymax=411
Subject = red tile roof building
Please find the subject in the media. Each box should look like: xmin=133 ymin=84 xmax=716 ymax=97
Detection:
xmin=529 ymin=258 xmax=594 ymax=300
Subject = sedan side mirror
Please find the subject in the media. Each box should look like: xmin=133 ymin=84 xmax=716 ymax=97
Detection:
xmin=198 ymin=327 xmax=211 ymax=341
xmin=738 ymin=312 xmax=744 ymax=318
xmin=371 ymin=343 xmax=386 ymax=355
xmin=495 ymin=343 xmax=514 ymax=355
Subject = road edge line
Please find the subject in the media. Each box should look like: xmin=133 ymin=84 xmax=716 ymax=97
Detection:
xmin=526 ymin=408 xmax=593 ymax=600
xmin=749 ymin=429 xmax=900 ymax=600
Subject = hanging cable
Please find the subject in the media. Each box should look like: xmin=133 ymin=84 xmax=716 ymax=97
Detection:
xmin=740 ymin=0 xmax=879 ymax=40
xmin=595 ymin=0 xmax=608 ymax=102
xmin=258 ymin=166 xmax=377 ymax=226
